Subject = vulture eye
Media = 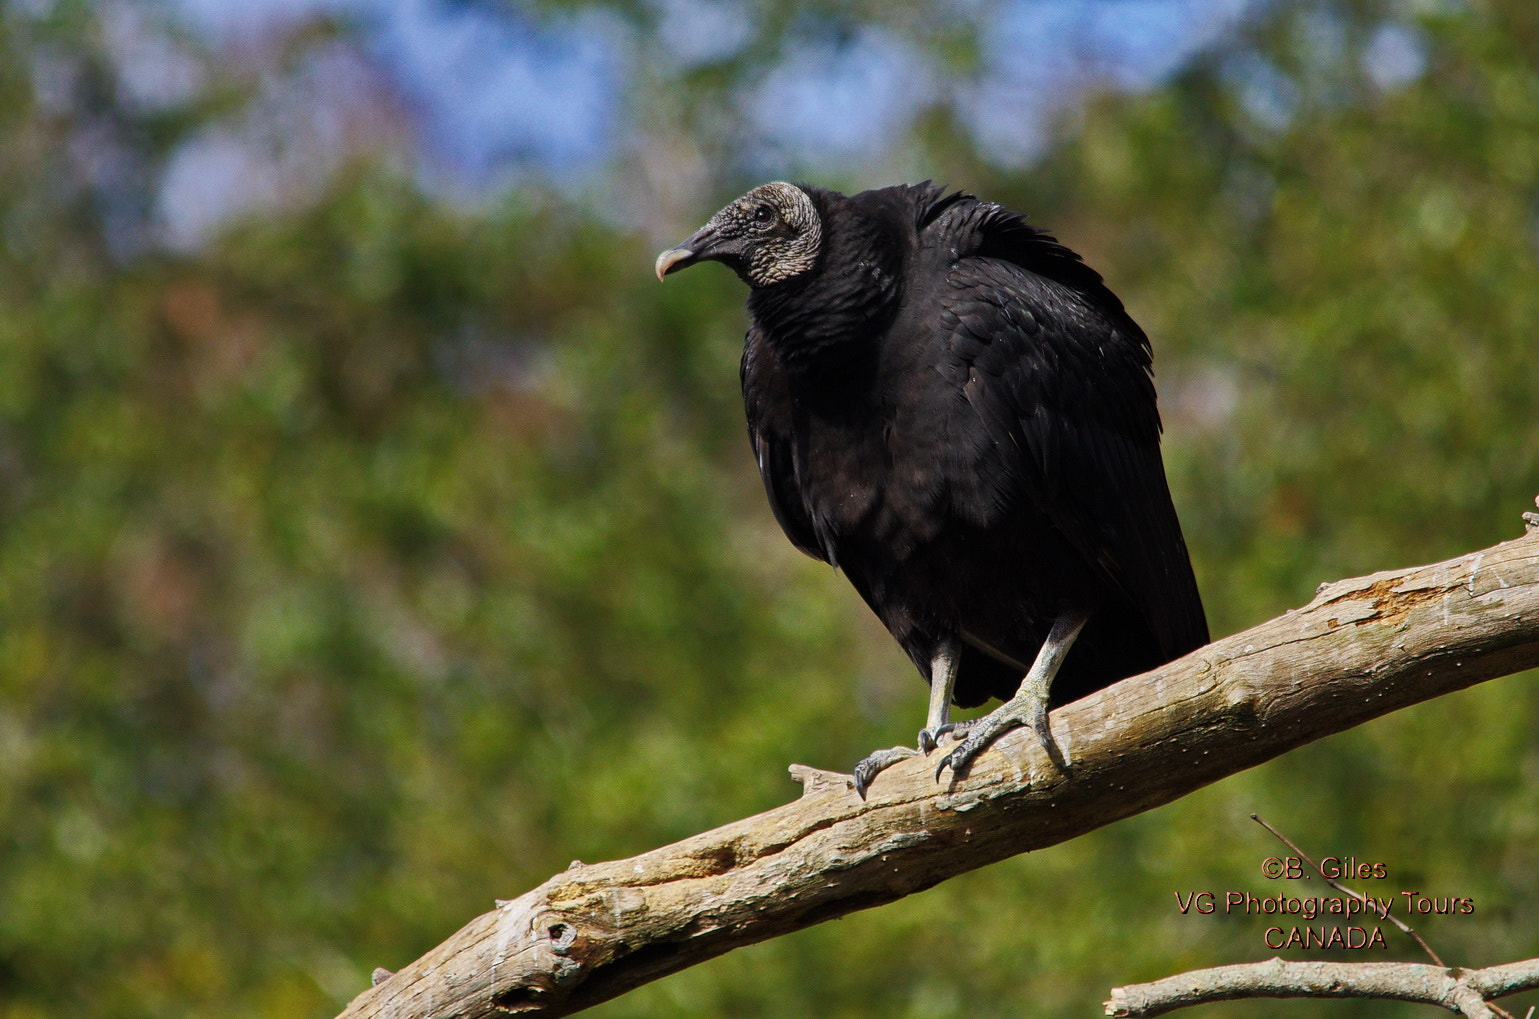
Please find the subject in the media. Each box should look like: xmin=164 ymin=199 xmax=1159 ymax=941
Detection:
xmin=751 ymin=204 xmax=775 ymax=225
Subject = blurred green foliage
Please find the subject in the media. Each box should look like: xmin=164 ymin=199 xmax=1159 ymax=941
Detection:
xmin=1 ymin=1 xmax=1537 ymax=1017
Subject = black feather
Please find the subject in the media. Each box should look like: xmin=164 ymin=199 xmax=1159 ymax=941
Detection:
xmin=733 ymin=182 xmax=1208 ymax=711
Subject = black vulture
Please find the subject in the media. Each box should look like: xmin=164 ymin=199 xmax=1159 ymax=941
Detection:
xmin=656 ymin=182 xmax=1208 ymax=796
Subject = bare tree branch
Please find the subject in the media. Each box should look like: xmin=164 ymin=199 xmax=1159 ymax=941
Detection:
xmin=1104 ymin=957 xmax=1539 ymax=1017
xmin=339 ymin=530 xmax=1539 ymax=1019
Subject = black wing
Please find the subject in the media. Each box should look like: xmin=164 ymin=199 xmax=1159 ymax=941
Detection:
xmin=740 ymin=324 xmax=829 ymax=564
xmin=931 ymin=198 xmax=1209 ymax=659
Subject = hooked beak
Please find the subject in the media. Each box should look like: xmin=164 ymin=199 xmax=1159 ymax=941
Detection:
xmin=654 ymin=245 xmax=697 ymax=281
xmin=654 ymin=223 xmax=737 ymax=281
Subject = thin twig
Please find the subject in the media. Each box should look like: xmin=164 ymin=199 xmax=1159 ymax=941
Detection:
xmin=1250 ymin=815 xmax=1519 ymax=1019
xmin=1250 ymin=813 xmax=1445 ymax=966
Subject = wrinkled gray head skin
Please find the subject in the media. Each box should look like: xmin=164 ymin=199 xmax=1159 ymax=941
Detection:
xmin=655 ymin=182 xmax=822 ymax=287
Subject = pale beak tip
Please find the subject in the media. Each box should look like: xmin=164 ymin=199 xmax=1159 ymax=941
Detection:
xmin=654 ymin=247 xmax=693 ymax=282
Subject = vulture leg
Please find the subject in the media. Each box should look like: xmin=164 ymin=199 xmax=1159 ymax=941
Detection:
xmin=935 ymin=609 xmax=1089 ymax=781
xmin=918 ymin=640 xmax=960 ymax=753
xmin=852 ymin=641 xmax=959 ymax=799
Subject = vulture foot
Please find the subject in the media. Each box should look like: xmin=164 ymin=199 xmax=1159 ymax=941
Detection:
xmin=934 ymin=688 xmax=1063 ymax=781
xmin=936 ymin=610 xmax=1087 ymax=781
xmin=851 ymin=745 xmax=919 ymax=799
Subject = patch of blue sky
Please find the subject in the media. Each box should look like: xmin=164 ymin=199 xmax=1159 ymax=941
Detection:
xmin=370 ymin=0 xmax=621 ymax=179
xmin=158 ymin=127 xmax=280 ymax=248
xmin=964 ymin=0 xmax=1257 ymax=163
xmin=103 ymin=2 xmax=207 ymax=112
xmin=652 ymin=0 xmax=756 ymax=67
xmin=162 ymin=0 xmax=1267 ymax=183
xmin=747 ymin=27 xmax=935 ymax=159
xmin=169 ymin=0 xmax=366 ymax=42
xmin=146 ymin=0 xmax=1321 ymax=240
xmin=167 ymin=0 xmax=621 ymax=179
xmin=1071 ymin=0 xmax=1256 ymax=90
xmin=1362 ymin=21 xmax=1428 ymax=92
xmin=1222 ymin=50 xmax=1298 ymax=133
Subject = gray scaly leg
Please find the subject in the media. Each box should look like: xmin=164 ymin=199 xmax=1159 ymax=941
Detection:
xmin=918 ymin=641 xmax=959 ymax=752
xmin=935 ymin=610 xmax=1088 ymax=781
xmin=852 ymin=641 xmax=959 ymax=798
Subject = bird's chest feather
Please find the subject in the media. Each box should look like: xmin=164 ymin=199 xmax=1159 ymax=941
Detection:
xmin=747 ymin=254 xmax=1019 ymax=568
xmin=792 ymin=354 xmax=968 ymax=560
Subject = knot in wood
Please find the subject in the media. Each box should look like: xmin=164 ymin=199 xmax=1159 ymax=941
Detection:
xmin=548 ymin=922 xmax=577 ymax=955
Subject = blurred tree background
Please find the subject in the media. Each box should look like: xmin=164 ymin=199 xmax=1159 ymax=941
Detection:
xmin=1 ymin=0 xmax=1537 ymax=1015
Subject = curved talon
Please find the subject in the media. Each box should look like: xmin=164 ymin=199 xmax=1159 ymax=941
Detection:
xmin=931 ymin=701 xmax=1062 ymax=782
xmin=931 ymin=721 xmax=982 ymax=781
xmin=934 ymin=732 xmax=990 ymax=782
xmin=852 ymin=762 xmax=877 ymax=800
xmin=851 ymin=745 xmax=919 ymax=799
xmin=929 ymin=723 xmax=966 ymax=748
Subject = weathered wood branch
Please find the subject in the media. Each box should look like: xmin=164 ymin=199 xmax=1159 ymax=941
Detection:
xmin=1105 ymin=957 xmax=1539 ymax=1017
xmin=340 ymin=530 xmax=1539 ymax=1019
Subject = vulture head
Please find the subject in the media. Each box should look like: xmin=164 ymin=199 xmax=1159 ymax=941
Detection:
xmin=655 ymin=182 xmax=822 ymax=288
